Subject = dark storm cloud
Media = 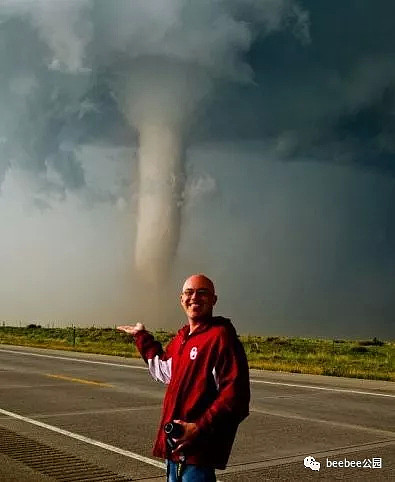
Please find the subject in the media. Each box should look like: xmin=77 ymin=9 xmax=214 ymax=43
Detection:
xmin=2 ymin=0 xmax=393 ymax=190
xmin=0 ymin=13 xmax=88 ymax=194
xmin=201 ymin=0 xmax=395 ymax=173
xmin=0 ymin=0 xmax=310 ymax=197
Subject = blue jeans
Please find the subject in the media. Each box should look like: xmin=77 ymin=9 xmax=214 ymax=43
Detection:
xmin=166 ymin=460 xmax=216 ymax=482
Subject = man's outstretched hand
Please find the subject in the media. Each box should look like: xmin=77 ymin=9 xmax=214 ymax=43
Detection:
xmin=117 ymin=323 xmax=145 ymax=336
xmin=171 ymin=420 xmax=199 ymax=454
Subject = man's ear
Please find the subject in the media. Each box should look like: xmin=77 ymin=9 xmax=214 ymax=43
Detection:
xmin=213 ymin=295 xmax=218 ymax=306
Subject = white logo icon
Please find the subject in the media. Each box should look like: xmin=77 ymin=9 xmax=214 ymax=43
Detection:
xmin=304 ymin=456 xmax=321 ymax=471
xmin=190 ymin=347 xmax=198 ymax=360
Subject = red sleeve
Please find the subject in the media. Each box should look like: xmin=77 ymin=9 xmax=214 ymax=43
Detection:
xmin=195 ymin=329 xmax=250 ymax=433
xmin=134 ymin=330 xmax=177 ymax=363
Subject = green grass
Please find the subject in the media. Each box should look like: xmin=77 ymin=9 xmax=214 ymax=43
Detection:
xmin=0 ymin=325 xmax=393 ymax=381
xmin=242 ymin=335 xmax=394 ymax=380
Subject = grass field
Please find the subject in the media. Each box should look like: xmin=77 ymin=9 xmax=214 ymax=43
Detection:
xmin=0 ymin=325 xmax=393 ymax=381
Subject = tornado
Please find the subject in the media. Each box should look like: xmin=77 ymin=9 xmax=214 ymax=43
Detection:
xmin=121 ymin=58 xmax=210 ymax=286
xmin=111 ymin=2 xmax=308 ymax=287
xmin=134 ymin=121 xmax=184 ymax=285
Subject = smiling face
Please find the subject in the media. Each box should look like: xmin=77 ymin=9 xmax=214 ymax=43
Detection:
xmin=180 ymin=274 xmax=217 ymax=322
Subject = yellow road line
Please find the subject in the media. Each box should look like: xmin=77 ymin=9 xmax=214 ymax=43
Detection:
xmin=46 ymin=374 xmax=112 ymax=388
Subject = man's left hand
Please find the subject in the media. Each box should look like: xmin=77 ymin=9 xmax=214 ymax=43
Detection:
xmin=171 ymin=420 xmax=198 ymax=454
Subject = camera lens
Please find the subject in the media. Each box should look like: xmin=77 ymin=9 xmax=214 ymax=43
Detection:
xmin=164 ymin=422 xmax=184 ymax=438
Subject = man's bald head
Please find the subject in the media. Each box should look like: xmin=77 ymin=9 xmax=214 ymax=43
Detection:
xmin=182 ymin=274 xmax=215 ymax=295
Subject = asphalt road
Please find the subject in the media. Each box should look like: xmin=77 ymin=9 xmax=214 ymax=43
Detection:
xmin=0 ymin=344 xmax=394 ymax=481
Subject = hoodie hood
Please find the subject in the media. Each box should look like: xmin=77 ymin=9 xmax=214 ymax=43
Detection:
xmin=212 ymin=316 xmax=237 ymax=336
xmin=177 ymin=315 xmax=237 ymax=338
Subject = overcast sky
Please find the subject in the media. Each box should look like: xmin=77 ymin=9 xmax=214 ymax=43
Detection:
xmin=0 ymin=1 xmax=394 ymax=339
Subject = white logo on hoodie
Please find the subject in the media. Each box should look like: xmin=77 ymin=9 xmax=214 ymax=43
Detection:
xmin=190 ymin=346 xmax=198 ymax=360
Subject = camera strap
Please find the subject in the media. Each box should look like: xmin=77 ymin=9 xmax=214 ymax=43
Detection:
xmin=166 ymin=442 xmax=186 ymax=481
xmin=176 ymin=454 xmax=186 ymax=481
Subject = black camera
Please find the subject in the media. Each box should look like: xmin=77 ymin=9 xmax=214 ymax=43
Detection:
xmin=164 ymin=421 xmax=184 ymax=439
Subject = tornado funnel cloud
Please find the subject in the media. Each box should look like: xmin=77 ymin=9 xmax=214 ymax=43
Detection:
xmin=113 ymin=1 xmax=309 ymax=286
xmin=134 ymin=123 xmax=184 ymax=285
xmin=121 ymin=58 xmax=210 ymax=286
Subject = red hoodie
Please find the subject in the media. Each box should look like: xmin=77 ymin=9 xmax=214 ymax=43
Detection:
xmin=134 ymin=316 xmax=250 ymax=469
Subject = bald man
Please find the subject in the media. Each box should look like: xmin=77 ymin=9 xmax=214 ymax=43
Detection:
xmin=117 ymin=274 xmax=250 ymax=482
